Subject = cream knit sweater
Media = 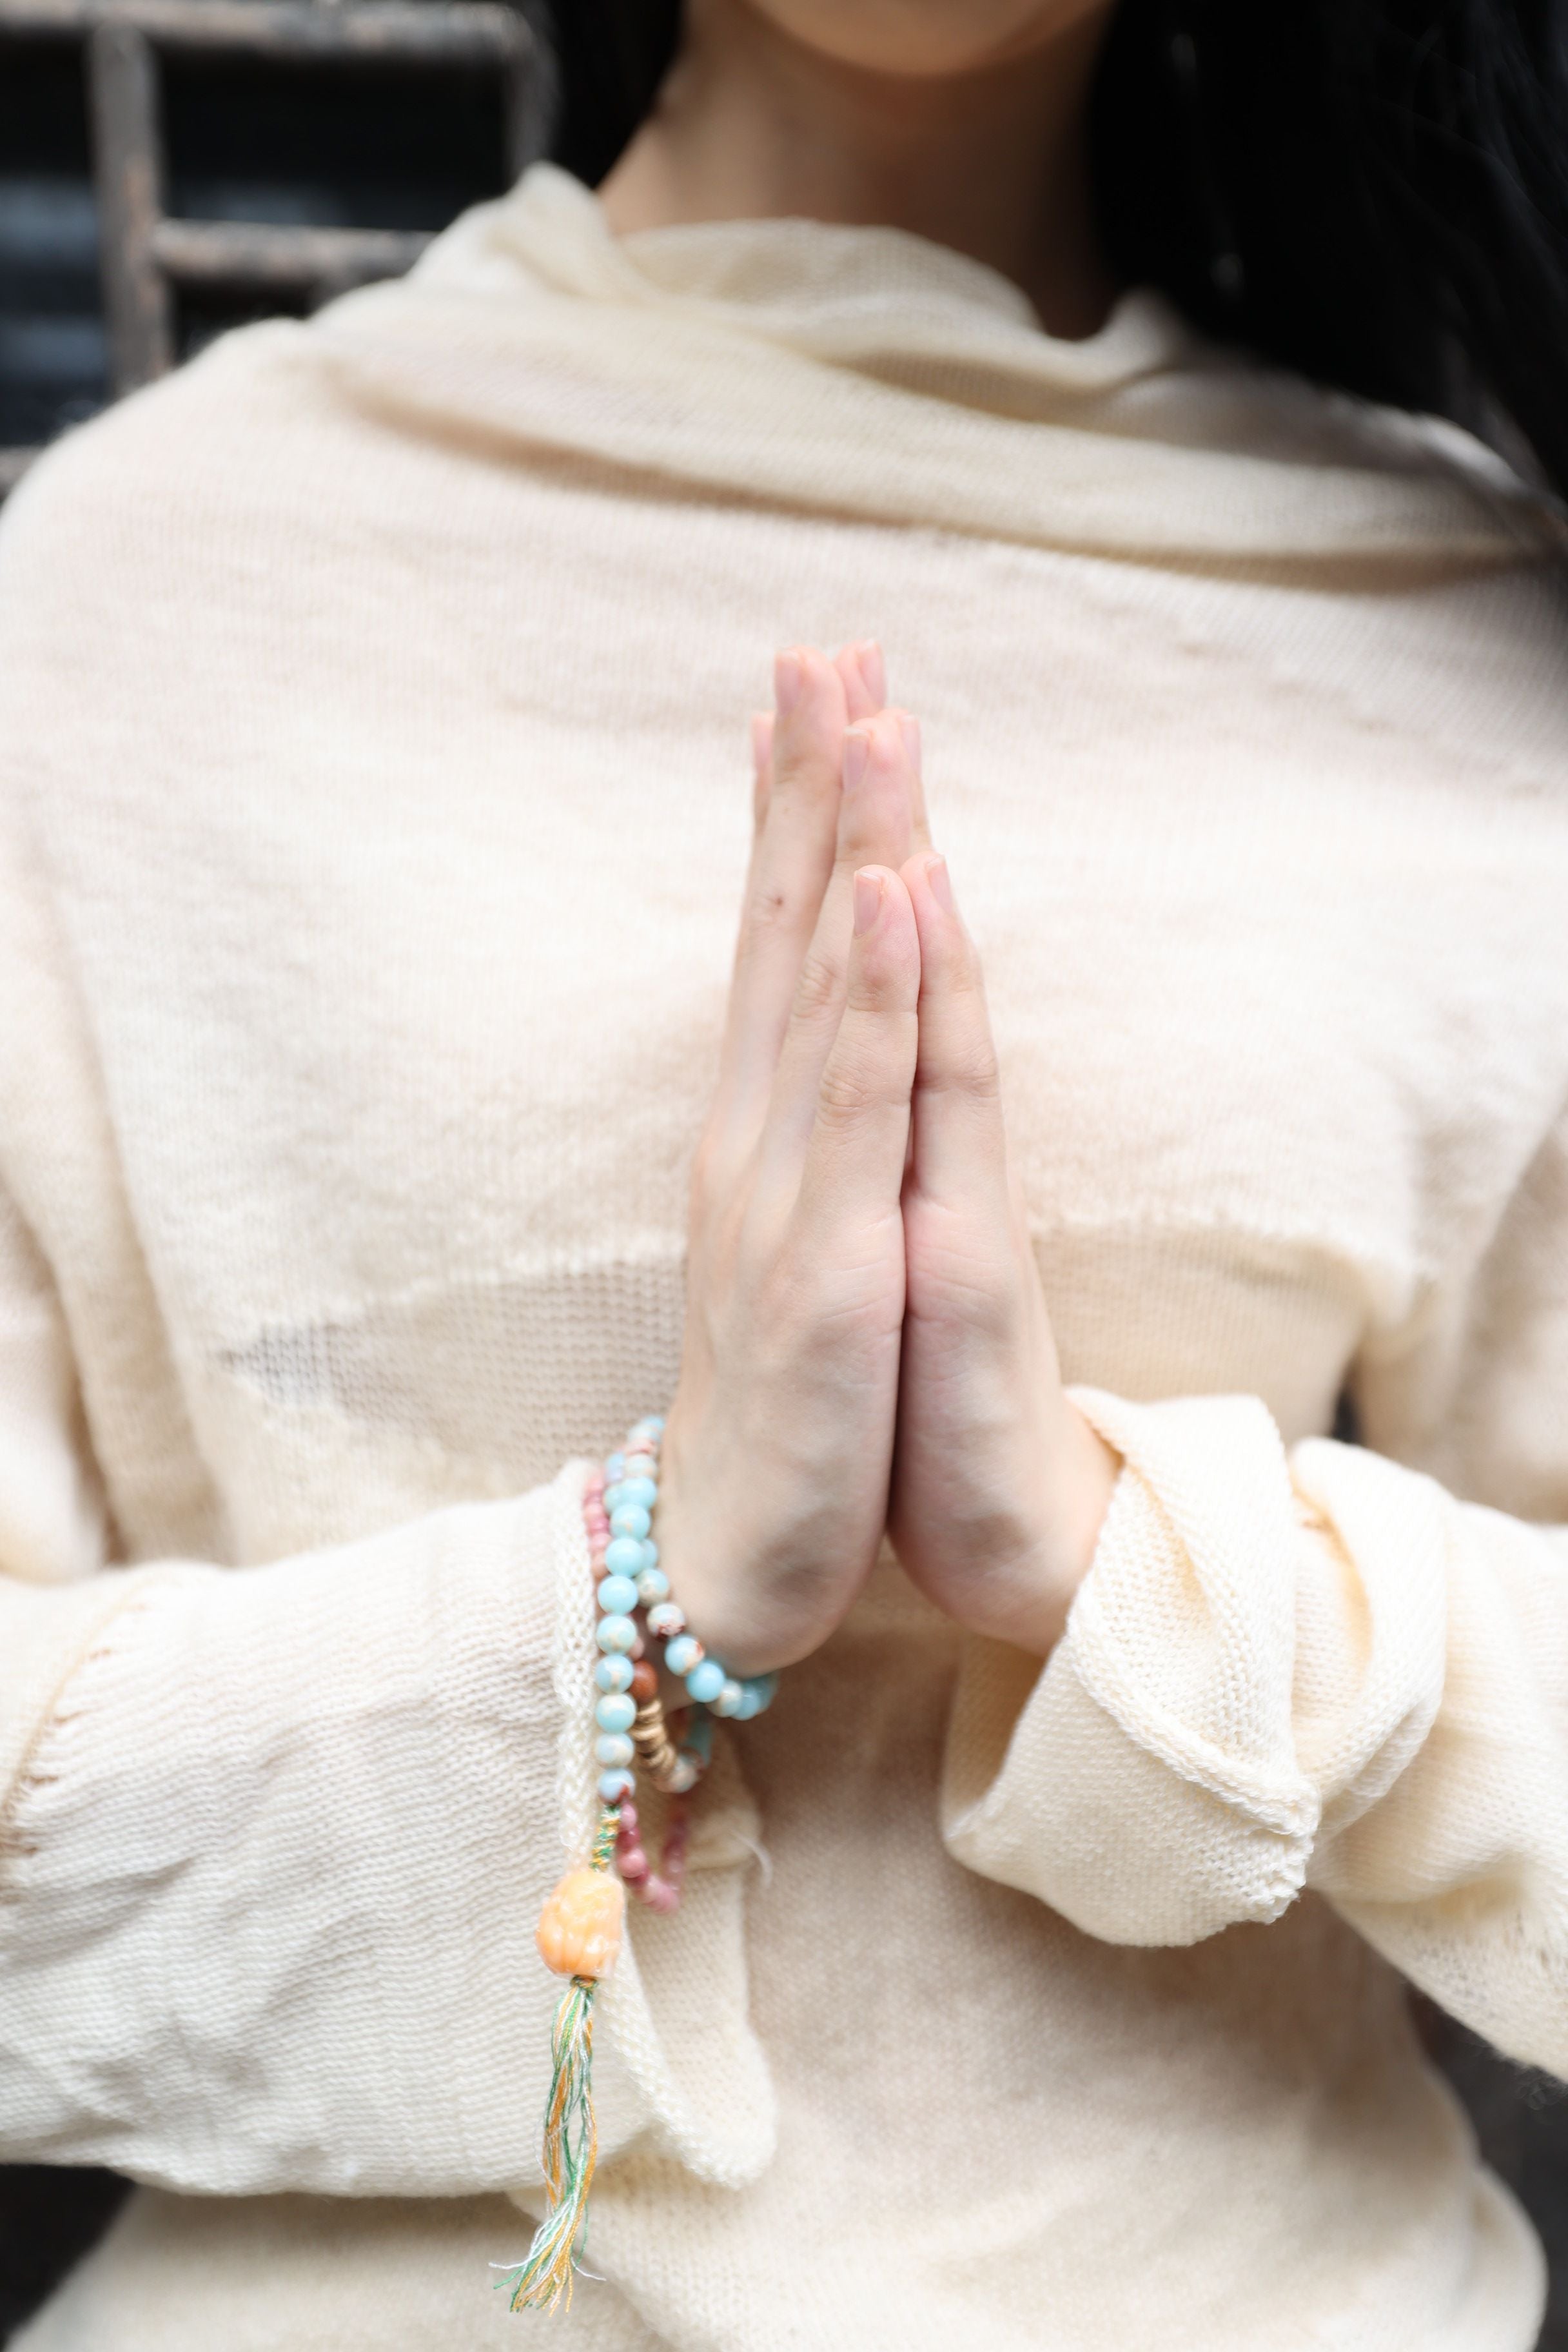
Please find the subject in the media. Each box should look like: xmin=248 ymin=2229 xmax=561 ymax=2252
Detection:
xmin=2 ymin=164 xmax=1567 ymax=2352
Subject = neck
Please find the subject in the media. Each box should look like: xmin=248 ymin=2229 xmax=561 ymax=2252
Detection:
xmin=598 ymin=2 xmax=1119 ymax=340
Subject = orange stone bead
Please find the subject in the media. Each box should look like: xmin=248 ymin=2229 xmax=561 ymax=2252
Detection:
xmin=534 ymin=1867 xmax=625 ymax=1980
xmin=629 ymin=1660 xmax=659 ymax=1705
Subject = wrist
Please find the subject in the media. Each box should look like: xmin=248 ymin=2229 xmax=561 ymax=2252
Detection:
xmin=642 ymin=1443 xmax=783 ymax=1681
xmin=1014 ymin=1400 xmax=1119 ymax=1656
xmin=929 ymin=1400 xmax=1119 ymax=1661
xmin=652 ymin=1413 xmax=861 ymax=1677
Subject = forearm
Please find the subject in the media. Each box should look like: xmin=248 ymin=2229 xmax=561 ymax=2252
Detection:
xmin=943 ymin=1391 xmax=1568 ymax=2075
xmin=0 ymin=1474 xmax=576 ymax=2193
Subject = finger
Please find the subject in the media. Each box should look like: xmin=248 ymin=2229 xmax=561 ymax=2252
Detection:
xmin=736 ymin=710 xmax=774 ymax=910
xmin=901 ymin=850 xmax=1010 ymax=1210
xmin=794 ymin=864 xmax=920 ymax=1237
xmin=834 ymin=638 xmax=887 ymax=723
xmin=714 ymin=647 xmax=847 ymax=1139
xmin=893 ymin=712 xmax=934 ymax=851
xmin=831 ymin=644 xmax=932 ymax=847
xmin=750 ymin=710 xmax=774 ymax=830
xmin=763 ymin=705 xmax=923 ymax=1164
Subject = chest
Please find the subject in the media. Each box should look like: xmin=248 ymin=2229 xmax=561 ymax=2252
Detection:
xmin=40 ymin=481 xmax=1568 ymax=1543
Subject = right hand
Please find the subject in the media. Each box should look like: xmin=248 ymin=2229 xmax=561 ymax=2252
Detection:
xmin=658 ymin=643 xmax=927 ymax=1675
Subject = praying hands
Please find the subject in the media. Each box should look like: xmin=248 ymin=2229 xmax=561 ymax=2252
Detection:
xmin=658 ymin=643 xmax=1118 ymax=1677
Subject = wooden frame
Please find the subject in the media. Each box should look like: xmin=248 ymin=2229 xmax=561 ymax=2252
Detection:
xmin=0 ymin=0 xmax=539 ymax=488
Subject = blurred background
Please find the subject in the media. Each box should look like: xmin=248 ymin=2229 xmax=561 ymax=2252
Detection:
xmin=0 ymin=1 xmax=1565 ymax=2339
xmin=0 ymin=0 xmax=543 ymax=498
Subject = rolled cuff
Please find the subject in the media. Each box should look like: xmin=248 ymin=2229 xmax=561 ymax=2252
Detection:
xmin=942 ymin=1389 xmax=1320 ymax=1948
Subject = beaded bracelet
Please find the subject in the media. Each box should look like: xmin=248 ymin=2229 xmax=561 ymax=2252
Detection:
xmin=583 ymin=1462 xmax=700 ymax=1905
xmin=497 ymin=1418 xmax=778 ymax=2315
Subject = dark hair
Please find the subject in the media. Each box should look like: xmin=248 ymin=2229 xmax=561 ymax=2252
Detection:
xmin=546 ymin=0 xmax=1568 ymax=503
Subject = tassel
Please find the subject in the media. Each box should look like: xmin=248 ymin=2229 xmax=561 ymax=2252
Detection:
xmin=497 ymin=1822 xmax=625 ymax=2315
xmin=498 ymin=1974 xmax=601 ymax=2313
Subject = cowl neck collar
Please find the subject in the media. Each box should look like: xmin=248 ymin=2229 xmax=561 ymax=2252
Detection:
xmin=314 ymin=162 xmax=1548 ymax=579
xmin=505 ymin=162 xmax=1185 ymax=399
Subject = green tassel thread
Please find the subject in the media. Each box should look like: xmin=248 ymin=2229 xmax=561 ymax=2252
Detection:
xmin=495 ymin=1972 xmax=601 ymax=2313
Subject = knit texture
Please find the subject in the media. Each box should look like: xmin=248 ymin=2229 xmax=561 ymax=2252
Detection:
xmin=1 ymin=163 xmax=1567 ymax=2350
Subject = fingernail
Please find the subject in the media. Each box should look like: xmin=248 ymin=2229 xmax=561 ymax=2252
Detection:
xmin=774 ymin=649 xmax=801 ymax=716
xmin=858 ymin=640 xmax=887 ymax=707
xmin=853 ymin=869 xmax=884 ymax=936
xmin=898 ymin=714 xmax=922 ymax=773
xmin=750 ymin=711 xmax=773 ymax=777
xmin=843 ymin=727 xmax=870 ymax=790
xmin=925 ymin=854 xmax=956 ymax=915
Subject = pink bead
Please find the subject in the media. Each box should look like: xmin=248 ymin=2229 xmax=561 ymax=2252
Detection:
xmin=619 ymin=1847 xmax=649 ymax=1881
xmin=616 ymin=1801 xmax=640 ymax=1839
xmin=642 ymin=1877 xmax=680 ymax=1914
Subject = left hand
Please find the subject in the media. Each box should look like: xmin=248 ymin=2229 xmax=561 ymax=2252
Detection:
xmin=888 ymin=746 xmax=1119 ymax=1658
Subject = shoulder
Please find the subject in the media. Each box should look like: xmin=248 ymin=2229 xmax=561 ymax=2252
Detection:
xmin=0 ymin=319 xmax=345 ymax=653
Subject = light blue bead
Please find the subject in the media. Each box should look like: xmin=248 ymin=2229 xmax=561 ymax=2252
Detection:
xmin=733 ymin=1687 xmax=761 ymax=1721
xmin=640 ymin=1538 xmax=660 ymax=1570
xmin=597 ymin=1574 xmax=640 ymax=1616
xmin=636 ymin=1567 xmax=670 ymax=1606
xmin=602 ymin=1482 xmax=627 ymax=1513
xmin=603 ymin=1535 xmax=645 ymax=1577
xmin=664 ymin=1633 xmax=702 ymax=1676
xmin=596 ymin=1692 xmax=636 ymax=1733
xmin=618 ymin=1476 xmax=658 ymax=1511
xmin=629 ymin=1416 xmax=665 ymax=1443
xmin=712 ymin=1678 xmax=743 ymax=1718
xmin=686 ymin=1658 xmax=725 ymax=1705
xmin=594 ymin=1654 xmax=633 ymax=1694
xmin=609 ymin=1502 xmax=652 ymax=1540
xmin=596 ymin=1614 xmax=637 ymax=1654
xmin=605 ymin=1453 xmax=627 ymax=1482
xmin=598 ymin=1768 xmax=635 ymax=1804
xmin=596 ymin=1731 xmax=634 ymax=1768
xmin=740 ymin=1672 xmax=778 ymax=1714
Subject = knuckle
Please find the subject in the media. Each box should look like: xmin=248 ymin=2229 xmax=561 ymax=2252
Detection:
xmin=846 ymin=952 xmax=902 ymax=1015
xmin=816 ymin=1054 xmax=881 ymax=1130
xmin=771 ymin=736 xmax=839 ymax=812
xmin=924 ymin=1031 xmax=1000 ymax=1102
xmin=952 ymin=1046 xmax=1001 ymax=1102
xmin=791 ymin=946 xmax=843 ymax=1028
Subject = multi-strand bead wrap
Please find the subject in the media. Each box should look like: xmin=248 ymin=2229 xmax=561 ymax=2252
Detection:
xmin=497 ymin=1418 xmax=778 ymax=2315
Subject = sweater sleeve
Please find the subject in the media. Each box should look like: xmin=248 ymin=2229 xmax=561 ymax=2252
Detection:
xmin=0 ymin=1190 xmax=772 ymax=2201
xmin=942 ymin=1121 xmax=1568 ymax=2080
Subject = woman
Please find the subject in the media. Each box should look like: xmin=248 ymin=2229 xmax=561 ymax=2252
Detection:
xmin=1 ymin=1 xmax=1565 ymax=2346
